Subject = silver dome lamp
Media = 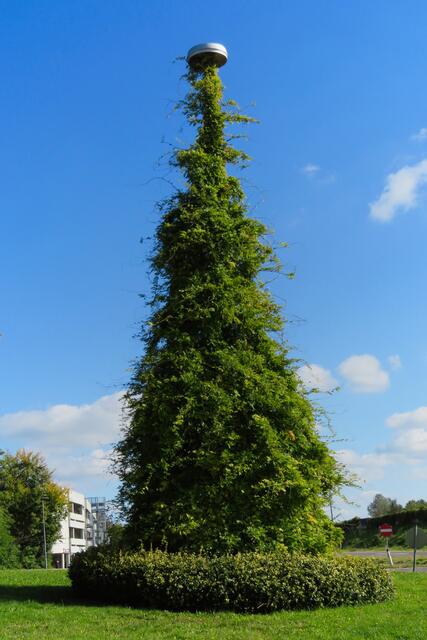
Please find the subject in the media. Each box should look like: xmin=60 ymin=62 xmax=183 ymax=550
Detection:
xmin=186 ymin=43 xmax=228 ymax=70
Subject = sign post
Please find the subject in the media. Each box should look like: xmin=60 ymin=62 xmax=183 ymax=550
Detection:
xmin=41 ymin=495 xmax=48 ymax=570
xmin=413 ymin=520 xmax=418 ymax=573
xmin=405 ymin=520 xmax=427 ymax=572
xmin=379 ymin=523 xmax=393 ymax=566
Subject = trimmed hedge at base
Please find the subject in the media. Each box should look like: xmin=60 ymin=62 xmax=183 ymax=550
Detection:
xmin=69 ymin=547 xmax=394 ymax=613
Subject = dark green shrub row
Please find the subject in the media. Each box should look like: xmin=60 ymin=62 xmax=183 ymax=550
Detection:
xmin=69 ymin=547 xmax=394 ymax=613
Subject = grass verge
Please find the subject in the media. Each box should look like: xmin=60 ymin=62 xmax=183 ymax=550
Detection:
xmin=0 ymin=568 xmax=424 ymax=639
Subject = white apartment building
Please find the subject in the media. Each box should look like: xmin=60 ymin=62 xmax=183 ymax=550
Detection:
xmin=51 ymin=488 xmax=97 ymax=568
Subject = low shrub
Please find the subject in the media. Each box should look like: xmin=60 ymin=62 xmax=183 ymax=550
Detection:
xmin=69 ymin=547 xmax=394 ymax=613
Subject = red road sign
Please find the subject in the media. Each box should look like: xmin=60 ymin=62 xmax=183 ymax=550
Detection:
xmin=379 ymin=523 xmax=393 ymax=537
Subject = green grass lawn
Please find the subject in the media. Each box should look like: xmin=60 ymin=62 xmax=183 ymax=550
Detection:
xmin=0 ymin=569 xmax=425 ymax=639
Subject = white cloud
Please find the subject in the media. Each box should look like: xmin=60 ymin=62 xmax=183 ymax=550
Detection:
xmin=392 ymin=428 xmax=427 ymax=454
xmin=335 ymin=405 xmax=427 ymax=517
xmin=0 ymin=392 xmax=124 ymax=448
xmin=335 ymin=449 xmax=395 ymax=482
xmin=52 ymin=448 xmax=113 ymax=483
xmin=386 ymin=406 xmax=427 ymax=430
xmin=297 ymin=363 xmax=338 ymax=392
xmin=383 ymin=407 xmax=427 ymax=458
xmin=338 ymin=354 xmax=389 ymax=393
xmin=336 ymin=447 xmax=418 ymax=482
xmin=411 ymin=128 xmax=427 ymax=142
xmin=370 ymin=159 xmax=427 ymax=222
xmin=332 ymin=489 xmax=378 ymax=521
xmin=301 ymin=163 xmax=320 ymax=175
xmin=301 ymin=163 xmax=336 ymax=184
xmin=387 ymin=354 xmax=401 ymax=371
xmin=0 ymin=392 xmax=125 ymax=494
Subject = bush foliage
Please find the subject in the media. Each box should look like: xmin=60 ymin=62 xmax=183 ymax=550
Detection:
xmin=69 ymin=547 xmax=394 ymax=613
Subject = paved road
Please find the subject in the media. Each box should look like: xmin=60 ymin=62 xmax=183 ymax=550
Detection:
xmin=339 ymin=550 xmax=427 ymax=572
xmin=389 ymin=567 xmax=427 ymax=572
xmin=341 ymin=550 xmax=427 ymax=558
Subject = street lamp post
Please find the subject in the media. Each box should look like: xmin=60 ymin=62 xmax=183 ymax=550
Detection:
xmin=41 ymin=495 xmax=48 ymax=569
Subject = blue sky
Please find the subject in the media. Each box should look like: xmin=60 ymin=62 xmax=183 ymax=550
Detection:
xmin=1 ymin=1 xmax=427 ymax=515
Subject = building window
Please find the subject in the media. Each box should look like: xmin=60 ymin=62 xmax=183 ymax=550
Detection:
xmin=69 ymin=527 xmax=85 ymax=540
xmin=72 ymin=502 xmax=83 ymax=515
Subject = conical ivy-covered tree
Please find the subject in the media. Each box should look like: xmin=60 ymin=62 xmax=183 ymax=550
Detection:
xmin=115 ymin=54 xmax=346 ymax=554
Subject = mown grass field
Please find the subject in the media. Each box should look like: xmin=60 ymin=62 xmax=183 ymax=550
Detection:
xmin=0 ymin=569 xmax=425 ymax=639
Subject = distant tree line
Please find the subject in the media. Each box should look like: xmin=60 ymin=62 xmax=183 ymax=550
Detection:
xmin=0 ymin=450 xmax=66 ymax=568
xmin=367 ymin=493 xmax=427 ymax=518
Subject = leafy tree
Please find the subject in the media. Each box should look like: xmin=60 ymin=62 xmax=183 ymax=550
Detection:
xmin=106 ymin=522 xmax=126 ymax=549
xmin=115 ymin=59 xmax=347 ymax=554
xmin=367 ymin=494 xmax=402 ymax=518
xmin=0 ymin=507 xmax=19 ymax=568
xmin=0 ymin=450 xmax=67 ymax=567
xmin=405 ymin=499 xmax=427 ymax=512
xmin=387 ymin=499 xmax=403 ymax=514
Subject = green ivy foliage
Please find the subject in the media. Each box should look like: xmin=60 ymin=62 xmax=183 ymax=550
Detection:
xmin=69 ymin=547 xmax=394 ymax=613
xmin=114 ymin=64 xmax=347 ymax=553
